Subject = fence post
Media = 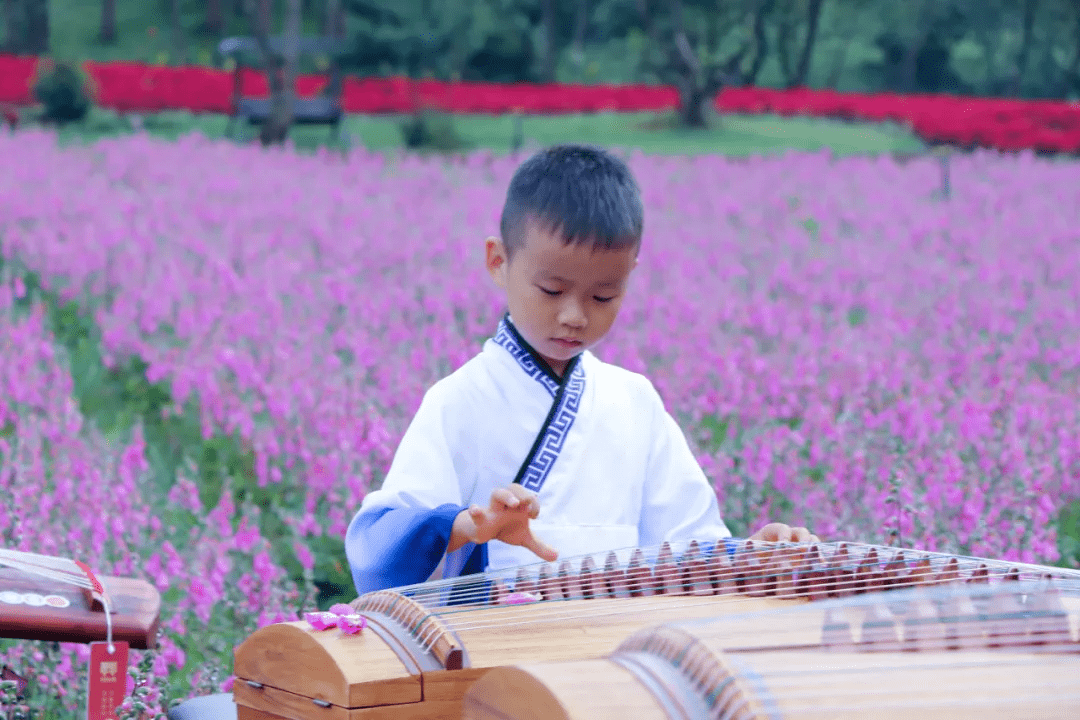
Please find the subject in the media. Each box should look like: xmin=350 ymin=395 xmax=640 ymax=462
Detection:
xmin=511 ymin=109 xmax=524 ymax=153
xmin=934 ymin=145 xmax=952 ymax=200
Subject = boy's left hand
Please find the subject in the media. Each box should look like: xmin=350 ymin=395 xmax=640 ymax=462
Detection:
xmin=749 ymin=523 xmax=820 ymax=544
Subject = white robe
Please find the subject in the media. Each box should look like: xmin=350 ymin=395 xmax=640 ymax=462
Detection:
xmin=346 ymin=317 xmax=730 ymax=590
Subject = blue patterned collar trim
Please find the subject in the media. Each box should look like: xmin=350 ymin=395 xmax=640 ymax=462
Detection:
xmin=492 ymin=315 xmax=581 ymax=397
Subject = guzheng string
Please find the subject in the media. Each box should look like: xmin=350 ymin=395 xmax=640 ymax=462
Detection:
xmin=382 ymin=540 xmax=1080 ymax=653
xmin=611 ymin=581 xmax=1080 ymax=718
xmin=0 ymin=548 xmax=116 ymax=651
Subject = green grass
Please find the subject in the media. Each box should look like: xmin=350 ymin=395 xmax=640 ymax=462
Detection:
xmin=40 ymin=106 xmax=928 ymax=157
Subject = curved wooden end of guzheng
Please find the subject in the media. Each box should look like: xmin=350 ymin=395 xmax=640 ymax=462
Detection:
xmin=463 ymin=583 xmax=1080 ymax=720
xmin=462 ymin=625 xmax=716 ymax=720
xmin=351 ymin=589 xmax=470 ymax=672
xmin=231 ymin=617 xmax=426 ymax=715
xmin=462 ymin=659 xmax=679 ymax=720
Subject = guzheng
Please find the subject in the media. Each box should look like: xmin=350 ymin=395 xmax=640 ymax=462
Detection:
xmin=231 ymin=539 xmax=1080 ymax=720
xmin=0 ymin=548 xmax=161 ymax=649
xmin=463 ymin=579 xmax=1080 ymax=719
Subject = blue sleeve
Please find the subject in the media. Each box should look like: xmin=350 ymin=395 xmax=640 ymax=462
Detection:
xmin=345 ymin=503 xmax=486 ymax=595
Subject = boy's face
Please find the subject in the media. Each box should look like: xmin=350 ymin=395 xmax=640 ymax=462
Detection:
xmin=486 ymin=220 xmax=638 ymax=376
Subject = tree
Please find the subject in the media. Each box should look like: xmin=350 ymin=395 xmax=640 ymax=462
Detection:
xmin=99 ymin=0 xmax=116 ymax=44
xmin=3 ymin=0 xmax=24 ymax=53
xmin=342 ymin=0 xmax=537 ymax=82
xmin=167 ymin=0 xmax=187 ymax=63
xmin=819 ymin=0 xmax=876 ymax=88
xmin=23 ymin=0 xmax=48 ymax=53
xmin=324 ymin=0 xmax=344 ymax=35
xmin=774 ymin=0 xmax=825 ymax=87
xmin=247 ymin=0 xmax=301 ymax=146
xmin=863 ymin=0 xmax=968 ymax=93
xmin=1009 ymin=0 xmax=1039 ymax=95
xmin=206 ymin=0 xmax=226 ymax=35
xmin=539 ymin=0 xmax=556 ymax=81
xmin=641 ymin=0 xmax=762 ymax=128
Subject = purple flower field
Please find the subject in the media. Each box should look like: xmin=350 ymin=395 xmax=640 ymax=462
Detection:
xmin=1 ymin=131 xmax=1079 ymax=715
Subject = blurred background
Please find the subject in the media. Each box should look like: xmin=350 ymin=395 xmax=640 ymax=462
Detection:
xmin=2 ymin=4 xmax=1080 ymax=718
xmin=2 ymin=0 xmax=1078 ymax=153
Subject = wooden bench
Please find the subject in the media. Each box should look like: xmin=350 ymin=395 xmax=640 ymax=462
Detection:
xmin=216 ymin=36 xmax=348 ymax=141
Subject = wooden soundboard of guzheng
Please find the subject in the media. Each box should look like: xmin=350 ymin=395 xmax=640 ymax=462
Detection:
xmin=0 ymin=566 xmax=161 ymax=649
xmin=231 ymin=539 xmax=1080 ymax=720
xmin=463 ymin=579 xmax=1080 ymax=720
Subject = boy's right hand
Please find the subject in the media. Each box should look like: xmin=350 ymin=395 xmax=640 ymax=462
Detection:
xmin=449 ymin=485 xmax=558 ymax=562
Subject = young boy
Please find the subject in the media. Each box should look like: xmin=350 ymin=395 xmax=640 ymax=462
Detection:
xmin=346 ymin=145 xmax=816 ymax=595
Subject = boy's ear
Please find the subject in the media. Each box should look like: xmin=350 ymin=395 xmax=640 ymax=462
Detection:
xmin=485 ymin=237 xmax=509 ymax=289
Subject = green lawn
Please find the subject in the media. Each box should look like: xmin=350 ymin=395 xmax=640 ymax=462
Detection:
xmin=45 ymin=106 xmax=927 ymax=157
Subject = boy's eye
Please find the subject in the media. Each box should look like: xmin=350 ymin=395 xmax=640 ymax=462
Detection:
xmin=539 ymin=287 xmax=561 ymax=296
xmin=593 ymin=296 xmax=616 ymax=303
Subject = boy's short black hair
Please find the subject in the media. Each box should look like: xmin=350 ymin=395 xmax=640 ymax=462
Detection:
xmin=499 ymin=145 xmax=644 ymax=259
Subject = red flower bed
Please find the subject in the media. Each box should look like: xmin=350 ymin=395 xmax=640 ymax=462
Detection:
xmin=2 ymin=54 xmax=1078 ymax=153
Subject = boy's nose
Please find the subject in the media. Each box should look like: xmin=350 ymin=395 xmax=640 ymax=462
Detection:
xmin=558 ymin=300 xmax=587 ymax=329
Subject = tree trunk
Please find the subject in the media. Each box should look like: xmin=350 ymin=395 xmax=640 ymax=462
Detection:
xmin=323 ymin=0 xmax=341 ymax=36
xmin=206 ymin=0 xmax=225 ymax=35
xmin=791 ymin=0 xmax=824 ymax=87
xmin=636 ymin=0 xmax=648 ymax=35
xmin=573 ymin=0 xmax=587 ymax=56
xmin=168 ymin=0 xmax=186 ymax=64
xmin=3 ymin=0 xmax=23 ymax=53
xmin=676 ymin=81 xmax=711 ymax=128
xmin=99 ymin=0 xmax=116 ymax=44
xmin=539 ymin=0 xmax=556 ymax=82
xmin=901 ymin=1 xmax=934 ymax=92
xmin=667 ymin=0 xmax=738 ymax=128
xmin=1010 ymin=0 xmax=1038 ymax=96
xmin=825 ymin=35 xmax=853 ymax=89
xmin=744 ymin=0 xmax=775 ymax=85
xmin=776 ymin=14 xmax=795 ymax=85
xmin=255 ymin=0 xmax=299 ymax=146
xmin=24 ymin=0 xmax=48 ymax=54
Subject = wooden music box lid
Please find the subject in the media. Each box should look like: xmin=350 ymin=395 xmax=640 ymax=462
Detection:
xmin=232 ymin=620 xmax=420 ymax=716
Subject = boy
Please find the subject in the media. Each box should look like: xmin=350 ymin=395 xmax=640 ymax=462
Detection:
xmin=346 ymin=145 xmax=816 ymax=595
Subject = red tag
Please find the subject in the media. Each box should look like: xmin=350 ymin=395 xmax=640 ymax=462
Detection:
xmin=1 ymin=665 xmax=28 ymax=697
xmin=86 ymin=641 xmax=128 ymax=720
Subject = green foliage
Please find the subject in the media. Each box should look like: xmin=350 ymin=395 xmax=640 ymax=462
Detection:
xmin=3 ymin=260 xmax=351 ymax=610
xmin=847 ymin=306 xmax=868 ymax=327
xmin=35 ymin=0 xmax=1080 ymax=99
xmin=342 ymin=0 xmax=541 ymax=81
xmin=1059 ymin=500 xmax=1080 ymax=569
xmin=32 ymin=63 xmax=92 ymax=124
xmin=398 ymin=110 xmax=471 ymax=152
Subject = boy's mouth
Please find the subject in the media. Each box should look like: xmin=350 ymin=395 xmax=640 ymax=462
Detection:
xmin=551 ymin=338 xmax=583 ymax=349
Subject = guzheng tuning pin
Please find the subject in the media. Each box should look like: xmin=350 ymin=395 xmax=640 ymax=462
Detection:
xmin=683 ymin=541 xmax=713 ymax=597
xmin=626 ymin=548 xmax=654 ymax=597
xmin=537 ymin=563 xmax=563 ymax=601
xmin=579 ymin=556 xmax=603 ymax=599
xmin=559 ymin=559 xmax=583 ymax=600
xmin=604 ymin=551 xmax=630 ymax=599
xmin=654 ymin=542 xmax=682 ymax=596
xmin=706 ymin=545 xmax=737 ymax=596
